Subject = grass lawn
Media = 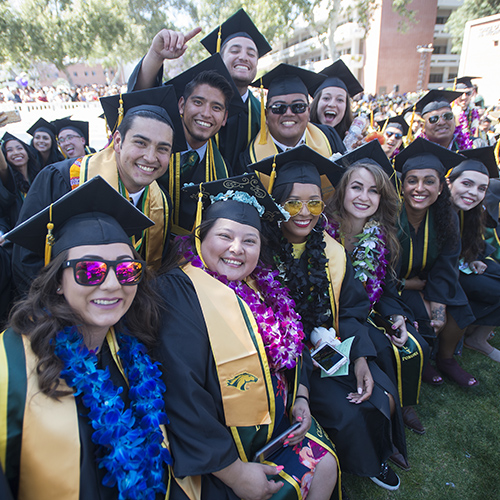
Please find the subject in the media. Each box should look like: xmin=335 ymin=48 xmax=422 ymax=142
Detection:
xmin=340 ymin=330 xmax=500 ymax=500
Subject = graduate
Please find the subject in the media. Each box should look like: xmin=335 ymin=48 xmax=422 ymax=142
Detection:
xmin=51 ymin=117 xmax=94 ymax=159
xmin=12 ymin=86 xmax=177 ymax=294
xmin=0 ymin=177 xmax=172 ymax=500
xmin=376 ymin=115 xmax=409 ymax=159
xmin=26 ymin=118 xmax=64 ymax=168
xmin=156 ymin=173 xmax=340 ymax=500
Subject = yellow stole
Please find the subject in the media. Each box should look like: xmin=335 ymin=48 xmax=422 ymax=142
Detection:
xmin=70 ymin=147 xmax=168 ymax=270
xmin=249 ymin=123 xmax=334 ymax=199
xmin=183 ymin=264 xmax=272 ymax=427
xmin=323 ymin=232 xmax=347 ymax=332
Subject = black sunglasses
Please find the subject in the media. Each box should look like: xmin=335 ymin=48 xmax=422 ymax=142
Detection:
xmin=428 ymin=112 xmax=454 ymax=124
xmin=268 ymin=102 xmax=308 ymax=115
xmin=62 ymin=259 xmax=145 ymax=286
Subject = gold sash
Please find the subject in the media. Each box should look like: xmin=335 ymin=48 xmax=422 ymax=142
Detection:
xmin=324 ymin=233 xmax=347 ymax=332
xmin=183 ymin=264 xmax=271 ymax=427
xmin=249 ymin=123 xmax=334 ymax=198
xmin=18 ymin=336 xmax=80 ymax=500
xmin=78 ymin=147 xmax=168 ymax=270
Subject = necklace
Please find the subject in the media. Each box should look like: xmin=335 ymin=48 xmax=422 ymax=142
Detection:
xmin=179 ymin=237 xmax=304 ymax=371
xmin=54 ymin=327 xmax=171 ymax=500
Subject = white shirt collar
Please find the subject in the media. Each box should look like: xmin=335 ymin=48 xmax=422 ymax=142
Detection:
xmin=241 ymin=90 xmax=249 ymax=103
xmin=129 ymin=187 xmax=146 ymax=206
xmin=181 ymin=142 xmax=208 ymax=161
xmin=271 ymin=131 xmax=307 ymax=152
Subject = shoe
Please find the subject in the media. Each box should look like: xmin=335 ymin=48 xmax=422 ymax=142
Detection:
xmin=369 ymin=462 xmax=400 ymax=490
xmin=422 ymin=362 xmax=443 ymax=385
xmin=388 ymin=449 xmax=411 ymax=471
xmin=436 ymin=357 xmax=479 ymax=388
xmin=402 ymin=406 xmax=425 ymax=435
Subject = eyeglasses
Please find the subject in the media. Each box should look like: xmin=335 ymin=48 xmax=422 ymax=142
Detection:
xmin=283 ymin=199 xmax=325 ymax=217
xmin=427 ymin=112 xmax=454 ymax=124
xmin=385 ymin=131 xmax=403 ymax=140
xmin=58 ymin=135 xmax=81 ymax=144
xmin=268 ymin=102 xmax=308 ymax=115
xmin=62 ymin=259 xmax=145 ymax=286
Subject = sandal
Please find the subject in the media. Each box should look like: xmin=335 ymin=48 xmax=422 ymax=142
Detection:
xmin=422 ymin=362 xmax=443 ymax=386
xmin=436 ymin=357 xmax=479 ymax=388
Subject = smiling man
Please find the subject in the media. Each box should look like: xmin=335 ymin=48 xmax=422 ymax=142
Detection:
xmin=377 ymin=115 xmax=409 ymax=159
xmin=51 ymin=118 xmax=93 ymax=159
xmin=12 ymin=86 xmax=179 ymax=293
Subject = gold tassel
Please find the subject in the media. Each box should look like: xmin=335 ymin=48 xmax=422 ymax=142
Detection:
xmin=494 ymin=138 xmax=500 ymax=166
xmin=44 ymin=204 xmax=55 ymax=266
xmin=370 ymin=109 xmax=374 ymax=129
xmin=407 ymin=104 xmax=416 ymax=144
xmin=117 ymin=93 xmax=124 ymax=130
xmin=258 ymin=79 xmax=267 ymax=145
xmin=268 ymin=155 xmax=278 ymax=194
xmin=380 ymin=118 xmax=388 ymax=133
xmin=216 ymin=25 xmax=222 ymax=53
xmin=194 ymin=184 xmax=207 ymax=266
xmin=453 ymin=77 xmax=457 ymax=91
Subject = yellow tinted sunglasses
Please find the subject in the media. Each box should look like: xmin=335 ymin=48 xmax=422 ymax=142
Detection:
xmin=283 ymin=199 xmax=325 ymax=217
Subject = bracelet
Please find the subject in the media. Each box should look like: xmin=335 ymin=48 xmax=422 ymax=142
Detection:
xmin=295 ymin=395 xmax=309 ymax=404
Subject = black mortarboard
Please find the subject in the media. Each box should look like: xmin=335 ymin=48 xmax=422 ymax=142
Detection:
xmin=448 ymin=76 xmax=480 ymax=90
xmin=27 ymin=118 xmax=57 ymax=137
xmin=411 ymin=89 xmax=463 ymax=115
xmin=333 ymin=140 xmax=398 ymax=186
xmin=182 ymin=173 xmax=285 ymax=231
xmin=252 ymin=63 xmax=325 ymax=101
xmin=1 ymin=131 xmax=26 ymax=146
xmin=394 ymin=137 xmax=464 ymax=176
xmin=484 ymin=178 xmax=500 ymax=227
xmin=455 ymin=146 xmax=499 ymax=179
xmin=4 ymin=176 xmax=153 ymax=259
xmin=250 ymin=145 xmax=343 ymax=190
xmin=99 ymin=85 xmax=186 ymax=152
xmin=312 ymin=59 xmax=363 ymax=98
xmin=51 ymin=118 xmax=89 ymax=144
xmin=166 ymin=53 xmax=245 ymax=117
xmin=201 ymin=8 xmax=272 ymax=58
xmin=377 ymin=115 xmax=409 ymax=136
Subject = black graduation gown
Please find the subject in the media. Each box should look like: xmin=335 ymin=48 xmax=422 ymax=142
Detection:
xmin=0 ymin=167 xmax=30 ymax=234
xmin=398 ymin=206 xmax=475 ymax=338
xmin=297 ymin=249 xmax=407 ymax=477
xmin=0 ymin=245 xmax=12 ymax=325
xmin=236 ymin=123 xmax=346 ymax=174
xmin=11 ymin=159 xmax=172 ymax=295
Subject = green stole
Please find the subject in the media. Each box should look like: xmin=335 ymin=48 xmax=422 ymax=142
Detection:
xmin=484 ymin=226 xmax=500 ymax=262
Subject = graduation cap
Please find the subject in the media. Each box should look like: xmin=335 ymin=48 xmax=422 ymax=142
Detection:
xmin=201 ymin=8 xmax=272 ymax=58
xmin=27 ymin=117 xmax=57 ymax=137
xmin=311 ymin=59 xmax=364 ymax=98
xmin=51 ymin=118 xmax=89 ymax=144
xmin=182 ymin=173 xmax=286 ymax=232
xmin=394 ymin=137 xmax=464 ymax=176
xmin=408 ymin=89 xmax=463 ymax=116
xmin=484 ymin=178 xmax=500 ymax=228
xmin=99 ymin=85 xmax=186 ymax=153
xmin=1 ymin=131 xmax=26 ymax=146
xmin=250 ymin=145 xmax=343 ymax=193
xmin=448 ymin=76 xmax=481 ymax=90
xmin=333 ymin=140 xmax=398 ymax=186
xmin=4 ymin=176 xmax=153 ymax=262
xmin=252 ymin=63 xmax=325 ymax=101
xmin=166 ymin=53 xmax=245 ymax=117
xmin=455 ymin=146 xmax=499 ymax=179
xmin=377 ymin=115 xmax=409 ymax=136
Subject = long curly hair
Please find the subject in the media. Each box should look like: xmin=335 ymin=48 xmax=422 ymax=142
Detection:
xmin=310 ymin=87 xmax=354 ymax=139
xmin=9 ymin=248 xmax=162 ymax=399
xmin=1 ymin=138 xmax=41 ymax=193
xmin=447 ymin=170 xmax=486 ymax=263
xmin=263 ymin=183 xmax=332 ymax=337
xmin=325 ymin=162 xmax=401 ymax=273
xmin=401 ymin=171 xmax=459 ymax=251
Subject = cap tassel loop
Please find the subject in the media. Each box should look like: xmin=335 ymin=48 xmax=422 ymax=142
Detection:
xmin=267 ymin=155 xmax=278 ymax=194
xmin=44 ymin=204 xmax=55 ymax=266
xmin=216 ymin=25 xmax=222 ymax=53
xmin=258 ymin=79 xmax=267 ymax=145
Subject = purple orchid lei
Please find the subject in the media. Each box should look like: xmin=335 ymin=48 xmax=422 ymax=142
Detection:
xmin=178 ymin=237 xmax=304 ymax=371
xmin=53 ymin=327 xmax=171 ymax=500
xmin=325 ymin=219 xmax=389 ymax=307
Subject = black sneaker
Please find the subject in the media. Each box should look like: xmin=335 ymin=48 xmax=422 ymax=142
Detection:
xmin=369 ymin=462 xmax=400 ymax=490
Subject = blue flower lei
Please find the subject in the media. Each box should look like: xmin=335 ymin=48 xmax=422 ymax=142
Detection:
xmin=53 ymin=326 xmax=172 ymax=500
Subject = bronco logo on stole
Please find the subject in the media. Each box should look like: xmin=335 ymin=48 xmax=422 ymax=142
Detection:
xmin=227 ymin=372 xmax=258 ymax=391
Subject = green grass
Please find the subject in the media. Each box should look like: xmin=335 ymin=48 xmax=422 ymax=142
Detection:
xmin=340 ymin=330 xmax=500 ymax=500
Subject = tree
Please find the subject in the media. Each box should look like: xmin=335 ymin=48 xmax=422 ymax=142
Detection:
xmin=446 ymin=0 xmax=500 ymax=53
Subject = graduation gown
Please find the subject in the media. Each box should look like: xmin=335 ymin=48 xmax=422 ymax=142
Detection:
xmin=0 ymin=329 xmax=171 ymax=500
xmin=155 ymin=266 xmax=339 ymax=500
xmin=397 ymin=205 xmax=475 ymax=338
xmin=284 ymin=233 xmax=406 ymax=477
xmin=11 ymin=155 xmax=172 ymax=295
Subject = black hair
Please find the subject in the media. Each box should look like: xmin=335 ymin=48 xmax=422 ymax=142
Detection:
xmin=117 ymin=109 xmax=174 ymax=142
xmin=1 ymin=139 xmax=41 ymax=193
xmin=183 ymin=70 xmax=234 ymax=110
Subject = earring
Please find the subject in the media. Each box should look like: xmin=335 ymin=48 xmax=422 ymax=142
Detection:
xmin=56 ymin=287 xmax=62 ymax=293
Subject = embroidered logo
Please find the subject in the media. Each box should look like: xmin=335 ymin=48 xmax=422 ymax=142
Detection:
xmin=227 ymin=372 xmax=258 ymax=391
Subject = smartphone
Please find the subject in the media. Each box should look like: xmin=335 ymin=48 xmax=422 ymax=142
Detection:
xmin=1 ymin=110 xmax=21 ymax=125
xmin=374 ymin=315 xmax=401 ymax=338
xmin=311 ymin=342 xmax=348 ymax=375
xmin=252 ymin=421 xmax=302 ymax=462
